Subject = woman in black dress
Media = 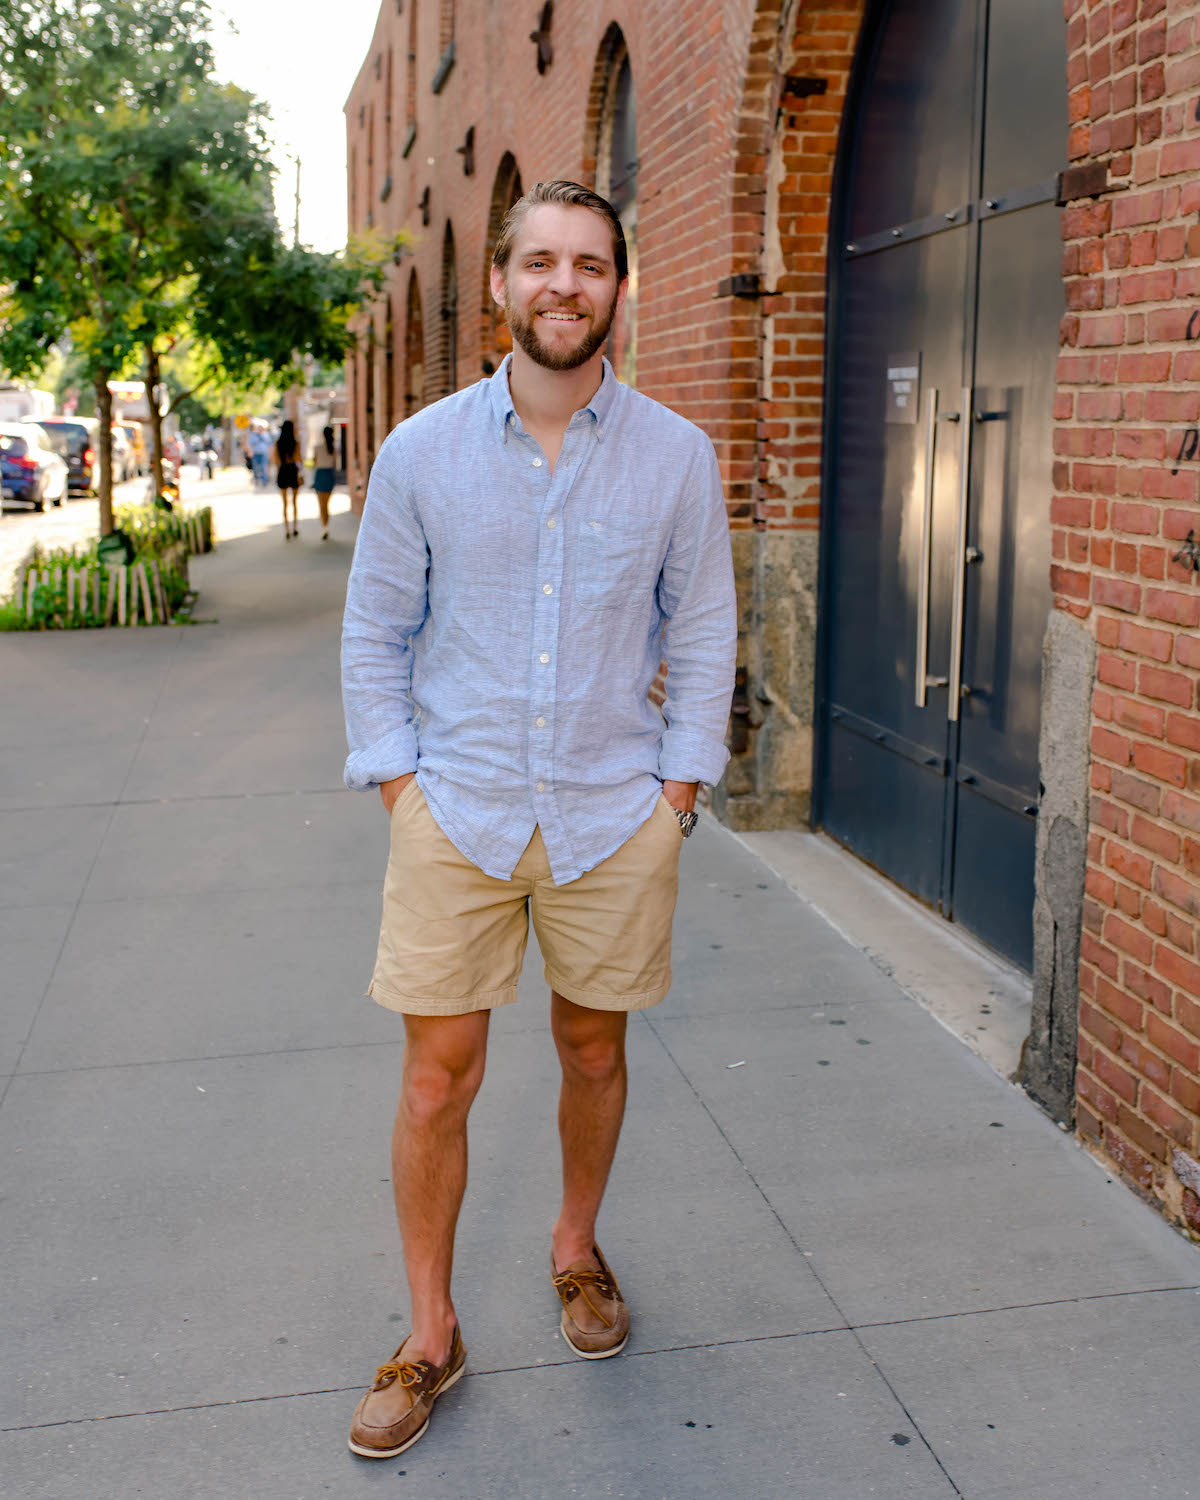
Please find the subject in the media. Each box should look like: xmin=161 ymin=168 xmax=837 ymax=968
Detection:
xmin=276 ymin=419 xmax=301 ymax=539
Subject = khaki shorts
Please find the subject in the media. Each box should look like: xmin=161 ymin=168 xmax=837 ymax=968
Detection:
xmin=368 ymin=781 xmax=684 ymax=1016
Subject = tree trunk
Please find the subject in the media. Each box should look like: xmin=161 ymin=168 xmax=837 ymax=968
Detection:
xmin=145 ymin=343 xmax=165 ymax=498
xmin=94 ymin=371 xmax=115 ymax=537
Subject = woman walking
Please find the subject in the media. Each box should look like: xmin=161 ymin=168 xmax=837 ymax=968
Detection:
xmin=311 ymin=424 xmax=337 ymax=541
xmin=276 ymin=419 xmax=302 ymax=539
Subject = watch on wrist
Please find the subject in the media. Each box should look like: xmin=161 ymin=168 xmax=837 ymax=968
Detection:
xmin=673 ymin=807 xmax=699 ymax=838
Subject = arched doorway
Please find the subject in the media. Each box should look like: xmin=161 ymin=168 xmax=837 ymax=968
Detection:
xmin=818 ymin=0 xmax=1067 ymax=969
xmin=588 ymin=26 xmax=637 ymax=385
xmin=405 ymin=270 xmax=426 ymax=419
xmin=481 ymin=152 xmax=523 ymax=374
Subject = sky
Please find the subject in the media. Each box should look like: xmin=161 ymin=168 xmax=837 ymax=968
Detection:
xmin=206 ymin=0 xmax=385 ymax=252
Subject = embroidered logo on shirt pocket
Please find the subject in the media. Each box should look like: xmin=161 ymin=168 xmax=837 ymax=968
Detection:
xmin=575 ymin=518 xmax=650 ymax=609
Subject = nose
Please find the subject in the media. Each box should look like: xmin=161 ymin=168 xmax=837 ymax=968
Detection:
xmin=548 ymin=261 xmax=582 ymax=300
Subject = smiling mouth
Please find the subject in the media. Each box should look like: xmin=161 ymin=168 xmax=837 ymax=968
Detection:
xmin=538 ymin=310 xmax=584 ymax=323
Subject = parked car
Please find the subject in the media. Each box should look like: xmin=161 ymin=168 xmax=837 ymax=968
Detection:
xmin=110 ymin=424 xmax=138 ymax=483
xmin=0 ymin=422 xmax=69 ymax=511
xmin=31 ymin=417 xmax=99 ymax=496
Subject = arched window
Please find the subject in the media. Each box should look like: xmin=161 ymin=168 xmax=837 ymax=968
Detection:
xmin=589 ymin=28 xmax=638 ymax=384
xmin=405 ymin=271 xmax=426 ymax=418
xmin=440 ymin=222 xmax=459 ymax=398
xmin=481 ymin=152 xmax=523 ymax=374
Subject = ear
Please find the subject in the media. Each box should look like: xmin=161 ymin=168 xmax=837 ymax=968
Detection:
xmin=615 ymin=276 xmax=629 ymax=310
xmin=489 ymin=263 xmax=507 ymax=309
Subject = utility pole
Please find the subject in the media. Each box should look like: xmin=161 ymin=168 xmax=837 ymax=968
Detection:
xmin=294 ymin=155 xmax=301 ymax=248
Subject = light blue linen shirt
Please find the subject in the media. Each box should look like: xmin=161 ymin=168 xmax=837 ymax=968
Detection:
xmin=341 ymin=356 xmax=737 ymax=885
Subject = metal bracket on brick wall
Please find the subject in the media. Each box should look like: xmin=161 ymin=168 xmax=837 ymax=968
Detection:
xmin=782 ymin=75 xmax=827 ymax=98
xmin=456 ymin=125 xmax=475 ymax=176
xmin=401 ymin=122 xmax=416 ymax=159
xmin=1056 ymin=162 xmax=1109 ymax=204
xmin=714 ymin=274 xmax=779 ymax=299
xmin=419 ymin=186 xmax=431 ymax=226
xmin=530 ymin=1 xmax=554 ymax=74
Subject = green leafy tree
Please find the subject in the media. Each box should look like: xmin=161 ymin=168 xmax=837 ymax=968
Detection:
xmin=0 ymin=0 xmax=217 ymax=532
xmin=0 ymin=0 xmax=402 ymax=528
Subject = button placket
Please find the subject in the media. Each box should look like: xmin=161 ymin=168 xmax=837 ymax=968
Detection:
xmin=528 ymin=425 xmax=588 ymax=805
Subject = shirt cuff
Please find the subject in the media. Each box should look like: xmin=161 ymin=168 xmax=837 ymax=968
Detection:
xmin=343 ymin=726 xmax=419 ymax=791
xmin=658 ymin=731 xmax=730 ymax=788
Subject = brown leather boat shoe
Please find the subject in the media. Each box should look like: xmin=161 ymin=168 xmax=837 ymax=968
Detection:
xmin=348 ymin=1325 xmax=466 ymax=1458
xmin=551 ymin=1244 xmax=630 ymax=1359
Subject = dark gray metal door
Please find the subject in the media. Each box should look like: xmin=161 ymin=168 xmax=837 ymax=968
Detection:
xmin=818 ymin=0 xmax=1066 ymax=969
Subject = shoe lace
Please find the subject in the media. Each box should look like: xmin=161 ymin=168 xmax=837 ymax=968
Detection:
xmin=371 ymin=1358 xmax=426 ymax=1393
xmin=552 ymin=1266 xmax=617 ymax=1328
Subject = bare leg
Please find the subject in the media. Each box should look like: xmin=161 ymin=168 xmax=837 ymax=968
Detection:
xmin=393 ymin=1010 xmax=491 ymax=1364
xmin=317 ymin=489 xmax=331 ymax=536
xmin=550 ymin=991 xmax=628 ymax=1272
xmin=281 ymin=490 xmax=290 ymax=537
xmin=287 ymin=487 xmax=299 ymax=534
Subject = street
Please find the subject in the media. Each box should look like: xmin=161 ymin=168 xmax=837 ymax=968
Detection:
xmin=0 ymin=465 xmax=346 ymax=597
xmin=0 ymin=466 xmax=202 ymax=597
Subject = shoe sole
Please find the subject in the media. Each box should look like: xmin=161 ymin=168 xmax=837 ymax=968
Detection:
xmin=347 ymin=1361 xmax=465 ymax=1458
xmin=559 ymin=1315 xmax=629 ymax=1360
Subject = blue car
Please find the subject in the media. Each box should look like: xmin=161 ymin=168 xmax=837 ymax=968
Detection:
xmin=0 ymin=423 xmax=69 ymax=511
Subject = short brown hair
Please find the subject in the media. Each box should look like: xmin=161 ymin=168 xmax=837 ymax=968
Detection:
xmin=492 ymin=180 xmax=628 ymax=283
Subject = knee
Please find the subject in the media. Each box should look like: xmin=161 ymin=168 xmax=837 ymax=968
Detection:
xmin=402 ymin=1052 xmax=485 ymax=1127
xmin=558 ymin=1033 xmax=625 ymax=1085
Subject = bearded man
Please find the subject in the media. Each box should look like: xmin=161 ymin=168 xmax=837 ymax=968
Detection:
xmin=341 ymin=179 xmax=737 ymax=1459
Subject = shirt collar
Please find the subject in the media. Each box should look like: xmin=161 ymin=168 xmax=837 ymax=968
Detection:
xmin=489 ymin=353 xmax=618 ymax=443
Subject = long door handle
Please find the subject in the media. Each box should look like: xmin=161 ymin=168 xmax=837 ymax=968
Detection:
xmin=947 ymin=384 xmax=973 ymax=723
xmin=914 ymin=387 xmax=938 ymax=708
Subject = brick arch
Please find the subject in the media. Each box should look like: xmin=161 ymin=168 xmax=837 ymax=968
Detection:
xmin=731 ymin=0 xmax=868 ymax=528
xmin=479 ymin=150 xmax=523 ymax=374
xmin=580 ymin=22 xmax=628 ymax=190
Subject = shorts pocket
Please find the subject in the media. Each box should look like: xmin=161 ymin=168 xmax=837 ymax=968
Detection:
xmin=389 ymin=776 xmax=421 ymax=820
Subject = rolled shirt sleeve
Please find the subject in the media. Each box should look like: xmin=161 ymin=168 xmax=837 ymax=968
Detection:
xmin=341 ymin=435 xmax=430 ymax=790
xmin=655 ymin=438 xmax=738 ymax=787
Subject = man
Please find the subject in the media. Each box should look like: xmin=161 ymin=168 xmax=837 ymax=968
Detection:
xmin=340 ymin=180 xmax=737 ymax=1460
xmin=248 ymin=421 xmax=270 ymax=488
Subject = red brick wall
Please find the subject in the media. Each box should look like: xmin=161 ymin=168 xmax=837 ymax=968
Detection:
xmin=1055 ymin=0 xmax=1200 ymax=1235
xmin=756 ymin=1 xmax=864 ymax=530
xmin=343 ymin=0 xmax=792 ymax=524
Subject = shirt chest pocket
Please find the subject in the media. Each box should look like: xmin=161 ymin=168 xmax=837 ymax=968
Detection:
xmin=574 ymin=518 xmax=654 ymax=610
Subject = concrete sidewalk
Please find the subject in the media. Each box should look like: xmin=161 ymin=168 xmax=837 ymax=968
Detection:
xmin=2 ymin=484 xmax=1198 ymax=1499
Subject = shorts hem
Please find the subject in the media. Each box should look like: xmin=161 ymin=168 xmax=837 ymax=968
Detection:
xmin=544 ymin=966 xmax=671 ymax=1013
xmin=367 ymin=979 xmax=519 ymax=1017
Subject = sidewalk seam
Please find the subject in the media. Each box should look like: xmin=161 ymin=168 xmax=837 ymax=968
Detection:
xmin=643 ymin=1010 xmax=968 ymax=1498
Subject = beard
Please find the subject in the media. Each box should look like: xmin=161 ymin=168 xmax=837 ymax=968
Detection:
xmin=505 ymin=286 xmax=620 ymax=371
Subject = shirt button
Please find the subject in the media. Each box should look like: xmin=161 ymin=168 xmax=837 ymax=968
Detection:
xmin=536 ymin=781 xmax=545 ymax=793
xmin=543 ymin=583 xmax=553 ymax=595
xmin=532 ymin=457 xmax=543 ymax=467
xmin=539 ymin=652 xmax=550 ymax=664
xmin=535 ymin=716 xmax=546 ymax=728
xmin=546 ymin=518 xmax=557 ymax=530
